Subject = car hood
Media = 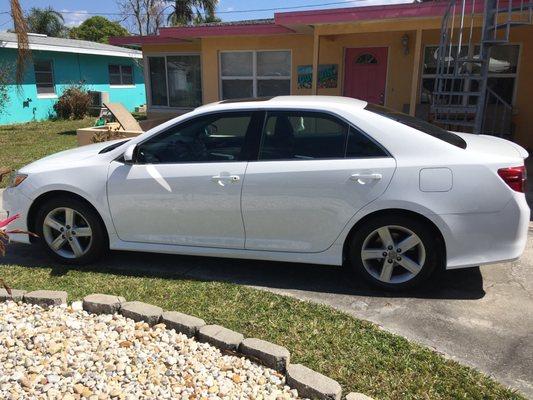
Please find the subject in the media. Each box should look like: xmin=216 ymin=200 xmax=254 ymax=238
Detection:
xmin=452 ymin=132 xmax=529 ymax=160
xmin=19 ymin=140 xmax=127 ymax=173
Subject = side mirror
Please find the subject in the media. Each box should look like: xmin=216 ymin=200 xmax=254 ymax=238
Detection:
xmin=124 ymin=144 xmax=137 ymax=163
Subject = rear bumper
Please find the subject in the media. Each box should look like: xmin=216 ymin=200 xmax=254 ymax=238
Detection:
xmin=443 ymin=194 xmax=530 ymax=269
xmin=2 ymin=187 xmax=32 ymax=244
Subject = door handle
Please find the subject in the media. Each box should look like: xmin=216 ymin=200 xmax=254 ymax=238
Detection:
xmin=211 ymin=174 xmax=240 ymax=186
xmin=350 ymin=173 xmax=382 ymax=184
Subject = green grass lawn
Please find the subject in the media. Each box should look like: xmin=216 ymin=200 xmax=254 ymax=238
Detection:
xmin=0 ymin=264 xmax=522 ymax=400
xmin=0 ymin=119 xmax=525 ymax=399
xmin=0 ymin=118 xmax=92 ymax=187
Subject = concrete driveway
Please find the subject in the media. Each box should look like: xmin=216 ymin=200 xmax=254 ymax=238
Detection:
xmin=1 ymin=188 xmax=532 ymax=397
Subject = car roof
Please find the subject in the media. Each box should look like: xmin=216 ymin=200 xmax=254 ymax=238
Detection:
xmin=197 ymin=95 xmax=368 ymax=111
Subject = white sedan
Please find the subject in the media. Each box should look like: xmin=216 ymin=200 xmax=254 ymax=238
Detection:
xmin=3 ymin=96 xmax=530 ymax=290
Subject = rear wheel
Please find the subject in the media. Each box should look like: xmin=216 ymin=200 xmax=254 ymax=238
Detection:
xmin=35 ymin=196 xmax=107 ymax=264
xmin=348 ymin=215 xmax=441 ymax=290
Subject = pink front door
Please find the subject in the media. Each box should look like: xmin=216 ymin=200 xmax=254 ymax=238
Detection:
xmin=344 ymin=47 xmax=388 ymax=105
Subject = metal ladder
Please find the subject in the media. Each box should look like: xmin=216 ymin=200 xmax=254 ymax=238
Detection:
xmin=431 ymin=0 xmax=532 ymax=136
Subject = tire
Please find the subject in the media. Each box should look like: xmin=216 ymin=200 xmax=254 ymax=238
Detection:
xmin=35 ymin=196 xmax=107 ymax=265
xmin=348 ymin=214 xmax=442 ymax=291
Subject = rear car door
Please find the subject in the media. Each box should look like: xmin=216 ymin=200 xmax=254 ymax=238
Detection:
xmin=241 ymin=110 xmax=396 ymax=252
xmin=107 ymin=111 xmax=262 ymax=248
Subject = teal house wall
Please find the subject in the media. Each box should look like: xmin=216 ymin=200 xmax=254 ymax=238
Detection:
xmin=0 ymin=48 xmax=145 ymax=125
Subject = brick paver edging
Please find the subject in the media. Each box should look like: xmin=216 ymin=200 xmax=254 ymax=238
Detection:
xmin=0 ymin=289 xmax=373 ymax=400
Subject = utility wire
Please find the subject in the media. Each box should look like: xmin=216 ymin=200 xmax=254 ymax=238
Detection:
xmin=0 ymin=0 xmax=410 ymax=17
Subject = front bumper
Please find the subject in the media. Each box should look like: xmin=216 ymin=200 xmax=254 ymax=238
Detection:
xmin=1 ymin=187 xmax=32 ymax=244
xmin=443 ymin=194 xmax=530 ymax=269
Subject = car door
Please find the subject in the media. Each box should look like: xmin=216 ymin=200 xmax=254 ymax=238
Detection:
xmin=107 ymin=111 xmax=262 ymax=249
xmin=241 ymin=110 xmax=396 ymax=253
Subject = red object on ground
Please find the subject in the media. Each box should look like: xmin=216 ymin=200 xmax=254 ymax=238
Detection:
xmin=0 ymin=213 xmax=19 ymax=229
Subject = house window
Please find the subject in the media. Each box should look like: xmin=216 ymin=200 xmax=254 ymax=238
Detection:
xmin=147 ymin=55 xmax=202 ymax=108
xmin=220 ymin=50 xmax=291 ymax=99
xmin=420 ymin=44 xmax=520 ymax=106
xmin=34 ymin=60 xmax=55 ymax=95
xmin=355 ymin=54 xmax=377 ymax=64
xmin=109 ymin=65 xmax=134 ymax=86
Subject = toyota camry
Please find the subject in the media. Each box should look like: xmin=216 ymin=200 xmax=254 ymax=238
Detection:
xmin=3 ymin=96 xmax=530 ymax=290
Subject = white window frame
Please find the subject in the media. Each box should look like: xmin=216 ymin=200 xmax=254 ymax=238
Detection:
xmin=34 ymin=59 xmax=56 ymax=98
xmin=420 ymin=43 xmax=521 ymax=106
xmin=219 ymin=50 xmax=292 ymax=99
xmin=145 ymin=53 xmax=202 ymax=110
xmin=109 ymin=64 xmax=135 ymax=88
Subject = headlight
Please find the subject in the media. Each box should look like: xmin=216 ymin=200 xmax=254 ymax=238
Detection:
xmin=8 ymin=172 xmax=27 ymax=188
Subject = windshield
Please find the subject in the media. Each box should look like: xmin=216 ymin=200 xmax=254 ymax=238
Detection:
xmin=365 ymin=104 xmax=467 ymax=149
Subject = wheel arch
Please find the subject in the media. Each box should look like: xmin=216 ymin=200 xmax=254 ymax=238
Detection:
xmin=27 ymin=190 xmax=109 ymax=245
xmin=342 ymin=208 xmax=447 ymax=268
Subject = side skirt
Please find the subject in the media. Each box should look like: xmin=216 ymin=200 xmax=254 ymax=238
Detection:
xmin=110 ymin=239 xmax=343 ymax=266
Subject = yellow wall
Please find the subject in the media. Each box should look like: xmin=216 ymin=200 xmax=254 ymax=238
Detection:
xmin=142 ymin=41 xmax=202 ymax=54
xmin=143 ymin=32 xmax=415 ymax=110
xmin=141 ymin=24 xmax=533 ymax=149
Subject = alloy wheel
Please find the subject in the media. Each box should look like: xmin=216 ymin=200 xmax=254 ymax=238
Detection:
xmin=360 ymin=225 xmax=426 ymax=284
xmin=42 ymin=207 xmax=93 ymax=259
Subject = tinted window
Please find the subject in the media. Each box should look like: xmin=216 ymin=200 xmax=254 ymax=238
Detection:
xmin=259 ymin=111 xmax=348 ymax=160
xmin=346 ymin=126 xmax=388 ymax=158
xmin=137 ymin=112 xmax=254 ymax=164
xmin=365 ymin=104 xmax=467 ymax=149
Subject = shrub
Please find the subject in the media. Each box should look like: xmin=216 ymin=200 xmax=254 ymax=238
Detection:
xmin=53 ymin=84 xmax=92 ymax=120
xmin=0 ymin=63 xmax=14 ymax=118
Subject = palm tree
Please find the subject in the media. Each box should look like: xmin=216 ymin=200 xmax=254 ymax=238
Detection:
xmin=167 ymin=0 xmax=219 ymax=26
xmin=10 ymin=0 xmax=30 ymax=86
xmin=26 ymin=7 xmax=67 ymax=37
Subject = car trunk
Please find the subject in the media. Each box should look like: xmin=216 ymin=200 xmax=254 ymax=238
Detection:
xmin=452 ymin=132 xmax=529 ymax=161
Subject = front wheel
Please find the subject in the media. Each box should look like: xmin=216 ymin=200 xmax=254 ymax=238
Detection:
xmin=348 ymin=215 xmax=441 ymax=290
xmin=35 ymin=196 xmax=107 ymax=264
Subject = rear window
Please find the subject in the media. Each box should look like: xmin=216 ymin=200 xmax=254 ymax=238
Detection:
xmin=365 ymin=104 xmax=467 ymax=149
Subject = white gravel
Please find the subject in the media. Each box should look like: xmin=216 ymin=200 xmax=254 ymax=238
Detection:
xmin=0 ymin=301 xmax=302 ymax=400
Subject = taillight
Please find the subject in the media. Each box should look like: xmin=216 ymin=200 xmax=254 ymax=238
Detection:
xmin=497 ymin=166 xmax=527 ymax=193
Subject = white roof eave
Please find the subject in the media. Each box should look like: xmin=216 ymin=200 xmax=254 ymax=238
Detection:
xmin=0 ymin=41 xmax=142 ymax=59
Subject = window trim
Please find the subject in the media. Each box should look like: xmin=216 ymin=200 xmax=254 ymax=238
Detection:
xmin=34 ymin=59 xmax=56 ymax=98
xmin=218 ymin=50 xmax=292 ymax=99
xmin=420 ymin=43 xmax=521 ymax=106
xmin=145 ymin=52 xmax=203 ymax=110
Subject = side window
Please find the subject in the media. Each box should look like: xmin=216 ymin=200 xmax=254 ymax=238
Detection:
xmin=136 ymin=112 xmax=254 ymax=164
xmin=109 ymin=65 xmax=134 ymax=86
xmin=346 ymin=126 xmax=388 ymax=158
xmin=34 ymin=60 xmax=55 ymax=95
xmin=259 ymin=111 xmax=348 ymax=160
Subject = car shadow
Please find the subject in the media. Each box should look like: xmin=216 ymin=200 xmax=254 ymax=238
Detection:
xmin=2 ymin=243 xmax=485 ymax=300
